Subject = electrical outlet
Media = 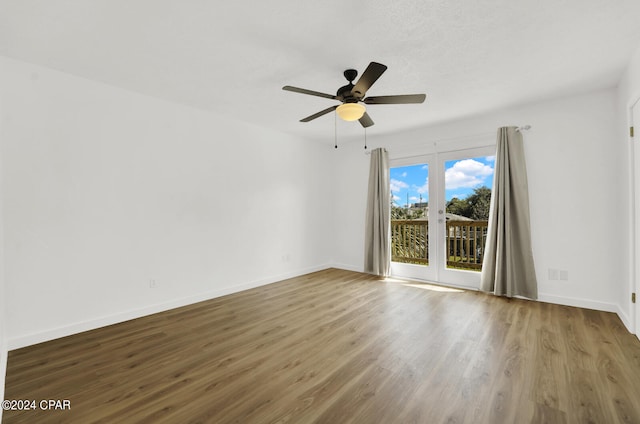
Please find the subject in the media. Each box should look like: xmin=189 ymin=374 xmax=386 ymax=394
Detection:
xmin=548 ymin=269 xmax=558 ymax=280
xmin=559 ymin=270 xmax=569 ymax=281
xmin=149 ymin=279 xmax=157 ymax=289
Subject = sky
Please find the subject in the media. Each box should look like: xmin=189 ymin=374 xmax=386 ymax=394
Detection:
xmin=390 ymin=156 xmax=495 ymax=207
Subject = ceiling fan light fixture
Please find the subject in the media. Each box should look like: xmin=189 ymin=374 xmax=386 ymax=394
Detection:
xmin=336 ymin=103 xmax=366 ymax=121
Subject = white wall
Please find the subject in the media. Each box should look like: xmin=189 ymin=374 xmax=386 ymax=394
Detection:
xmin=0 ymin=57 xmax=334 ymax=349
xmin=1 ymin=50 xmax=636 ymax=356
xmin=333 ymin=88 xmax=630 ymax=321
xmin=619 ymin=43 xmax=640 ymax=110
xmin=618 ymin=41 xmax=640 ymax=333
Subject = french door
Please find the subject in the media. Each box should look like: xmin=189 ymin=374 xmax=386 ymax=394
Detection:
xmin=632 ymin=98 xmax=640 ymax=339
xmin=389 ymin=146 xmax=495 ymax=289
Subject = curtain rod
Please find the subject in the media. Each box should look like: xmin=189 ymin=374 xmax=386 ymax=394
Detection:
xmin=364 ymin=125 xmax=533 ymax=155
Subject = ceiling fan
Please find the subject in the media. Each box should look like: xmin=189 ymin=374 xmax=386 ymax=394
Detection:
xmin=282 ymin=62 xmax=426 ymax=128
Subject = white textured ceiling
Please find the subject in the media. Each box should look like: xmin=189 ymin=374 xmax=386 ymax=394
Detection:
xmin=1 ymin=0 xmax=640 ymax=143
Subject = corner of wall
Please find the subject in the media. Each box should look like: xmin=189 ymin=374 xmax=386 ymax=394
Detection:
xmin=617 ymin=40 xmax=640 ymax=335
xmin=330 ymin=263 xmax=365 ymax=273
xmin=616 ymin=304 xmax=634 ymax=334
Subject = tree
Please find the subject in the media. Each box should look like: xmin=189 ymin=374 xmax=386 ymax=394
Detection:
xmin=467 ymin=186 xmax=492 ymax=220
xmin=391 ymin=205 xmax=426 ymax=219
xmin=410 ymin=208 xmax=425 ymax=219
xmin=391 ymin=205 xmax=409 ymax=219
xmin=446 ymin=186 xmax=492 ymax=220
xmin=446 ymin=197 xmax=470 ymax=217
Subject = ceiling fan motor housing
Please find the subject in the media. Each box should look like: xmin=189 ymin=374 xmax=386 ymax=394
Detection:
xmin=337 ymin=84 xmax=357 ymax=102
xmin=338 ymin=69 xmax=360 ymax=102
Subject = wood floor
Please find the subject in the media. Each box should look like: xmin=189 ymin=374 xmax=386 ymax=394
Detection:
xmin=4 ymin=268 xmax=640 ymax=423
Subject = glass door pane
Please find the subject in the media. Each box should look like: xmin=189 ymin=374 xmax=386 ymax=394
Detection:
xmin=436 ymin=150 xmax=494 ymax=288
xmin=390 ymin=163 xmax=429 ymax=265
xmin=389 ymin=157 xmax=438 ymax=282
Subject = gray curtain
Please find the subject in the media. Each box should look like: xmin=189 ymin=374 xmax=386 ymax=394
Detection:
xmin=481 ymin=127 xmax=538 ymax=299
xmin=364 ymin=148 xmax=390 ymax=276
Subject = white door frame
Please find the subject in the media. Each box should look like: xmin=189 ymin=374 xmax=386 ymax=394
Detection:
xmin=436 ymin=146 xmax=495 ymax=288
xmin=389 ymin=145 xmax=495 ymax=290
xmin=631 ymin=96 xmax=640 ymax=338
xmin=389 ymin=154 xmax=438 ymax=283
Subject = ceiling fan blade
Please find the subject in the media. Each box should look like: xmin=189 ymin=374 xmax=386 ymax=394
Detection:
xmin=283 ymin=85 xmax=338 ymax=100
xmin=352 ymin=62 xmax=387 ymax=98
xmin=300 ymin=105 xmax=338 ymax=122
xmin=359 ymin=112 xmax=374 ymax=128
xmin=363 ymin=94 xmax=426 ymax=104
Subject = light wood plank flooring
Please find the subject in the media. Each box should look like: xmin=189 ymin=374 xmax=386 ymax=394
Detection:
xmin=4 ymin=268 xmax=640 ymax=423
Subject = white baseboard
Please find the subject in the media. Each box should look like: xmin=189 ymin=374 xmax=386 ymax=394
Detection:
xmin=7 ymin=264 xmax=331 ymax=350
xmin=329 ymin=262 xmax=364 ymax=273
xmin=615 ymin=306 xmax=634 ymax=333
xmin=539 ymin=293 xmax=636 ymax=334
xmin=536 ymin=293 xmax=619 ymax=313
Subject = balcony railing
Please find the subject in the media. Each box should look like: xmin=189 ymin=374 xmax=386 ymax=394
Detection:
xmin=391 ymin=219 xmax=489 ymax=271
xmin=391 ymin=220 xmax=429 ymax=265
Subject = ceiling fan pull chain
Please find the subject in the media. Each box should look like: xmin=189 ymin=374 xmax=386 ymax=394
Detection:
xmin=364 ymin=127 xmax=367 ymax=150
xmin=334 ymin=110 xmax=338 ymax=149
